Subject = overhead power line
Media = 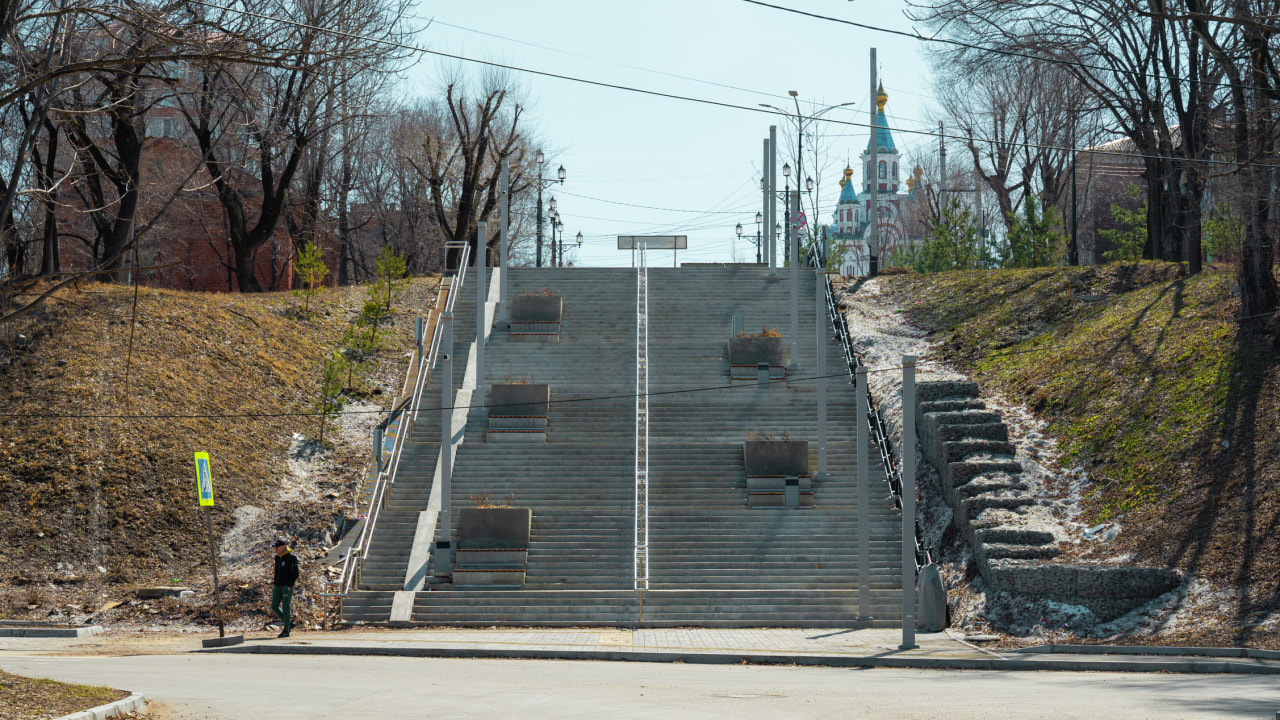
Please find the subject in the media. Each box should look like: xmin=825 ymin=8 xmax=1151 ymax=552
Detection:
xmin=4 ymin=300 xmax=1272 ymax=422
xmin=739 ymin=0 xmax=1270 ymax=95
xmin=187 ymin=0 xmax=1280 ymax=171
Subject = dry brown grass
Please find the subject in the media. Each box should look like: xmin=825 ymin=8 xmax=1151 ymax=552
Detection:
xmin=0 ymin=669 xmax=126 ymax=720
xmin=0 ymin=276 xmax=439 ymax=626
xmin=880 ymin=262 xmax=1280 ymax=647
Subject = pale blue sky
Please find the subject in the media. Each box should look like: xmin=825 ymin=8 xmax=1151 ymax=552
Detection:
xmin=409 ymin=0 xmax=941 ymax=267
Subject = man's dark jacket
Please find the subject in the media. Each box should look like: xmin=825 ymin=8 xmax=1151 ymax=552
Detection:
xmin=273 ymin=550 xmax=299 ymax=587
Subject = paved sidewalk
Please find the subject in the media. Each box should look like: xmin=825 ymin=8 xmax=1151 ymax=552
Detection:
xmin=200 ymin=627 xmax=1280 ymax=674
xmin=247 ymin=626 xmax=978 ymax=658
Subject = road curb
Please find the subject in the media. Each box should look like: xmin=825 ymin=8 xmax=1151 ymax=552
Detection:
xmin=51 ymin=691 xmax=146 ymax=720
xmin=198 ymin=643 xmax=1280 ymax=674
xmin=0 ymin=625 xmax=103 ymax=638
xmin=1015 ymin=643 xmax=1280 ymax=661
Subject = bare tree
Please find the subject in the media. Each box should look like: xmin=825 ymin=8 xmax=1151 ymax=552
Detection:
xmin=409 ymin=72 xmax=528 ymax=269
xmin=178 ymin=0 xmax=414 ymax=292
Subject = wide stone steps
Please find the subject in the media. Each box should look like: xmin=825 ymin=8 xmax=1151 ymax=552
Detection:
xmin=406 ymin=589 xmax=903 ymax=628
xmin=344 ymin=264 xmax=905 ymax=626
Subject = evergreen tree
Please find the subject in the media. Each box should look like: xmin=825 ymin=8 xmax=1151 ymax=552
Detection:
xmin=1100 ymin=184 xmax=1148 ymax=262
xmin=898 ymin=199 xmax=985 ymax=273
xmin=1003 ymin=196 xmax=1065 ymax=268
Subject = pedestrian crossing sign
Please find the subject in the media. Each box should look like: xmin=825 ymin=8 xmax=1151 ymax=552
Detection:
xmin=194 ymin=452 xmax=214 ymax=507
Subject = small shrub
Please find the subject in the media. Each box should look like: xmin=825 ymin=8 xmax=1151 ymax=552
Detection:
xmin=470 ymin=493 xmax=515 ymax=508
xmin=737 ymin=325 xmax=781 ymax=338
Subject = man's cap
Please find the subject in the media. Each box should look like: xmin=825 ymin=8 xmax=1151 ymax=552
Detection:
xmin=272 ymin=539 xmax=287 ymax=547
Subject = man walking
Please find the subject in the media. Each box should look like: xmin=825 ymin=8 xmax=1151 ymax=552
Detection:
xmin=271 ymin=539 xmax=299 ymax=638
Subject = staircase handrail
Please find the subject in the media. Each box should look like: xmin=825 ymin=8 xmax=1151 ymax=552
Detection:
xmin=331 ymin=243 xmax=471 ymax=598
xmin=805 ymin=248 xmax=933 ymax=570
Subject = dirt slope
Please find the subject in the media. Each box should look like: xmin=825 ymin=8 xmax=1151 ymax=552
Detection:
xmin=877 ymin=262 xmax=1280 ymax=646
xmin=0 ymin=277 xmax=438 ymax=629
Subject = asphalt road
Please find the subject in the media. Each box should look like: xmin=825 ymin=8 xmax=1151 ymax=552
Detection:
xmin=3 ymin=653 xmax=1278 ymax=719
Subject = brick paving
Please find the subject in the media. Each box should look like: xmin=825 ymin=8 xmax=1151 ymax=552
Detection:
xmin=275 ymin=626 xmax=985 ymax=659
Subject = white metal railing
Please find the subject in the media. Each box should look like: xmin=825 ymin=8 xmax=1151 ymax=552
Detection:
xmin=804 ymin=247 xmax=931 ymax=570
xmin=633 ymin=241 xmax=650 ymax=590
xmin=330 ymin=243 xmax=471 ymax=599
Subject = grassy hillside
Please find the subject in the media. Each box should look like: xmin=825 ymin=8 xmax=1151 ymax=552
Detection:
xmin=880 ymin=263 xmax=1280 ymax=645
xmin=0 ymin=277 xmax=438 ymax=626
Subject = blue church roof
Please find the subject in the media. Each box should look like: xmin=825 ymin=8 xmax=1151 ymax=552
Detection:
xmin=865 ymin=83 xmax=897 ymax=154
xmin=838 ymin=176 xmax=859 ymax=205
xmin=867 ymin=110 xmax=896 ymax=154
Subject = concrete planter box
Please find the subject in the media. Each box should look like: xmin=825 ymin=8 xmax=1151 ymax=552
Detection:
xmin=458 ymin=507 xmax=532 ymax=550
xmin=743 ymin=439 xmax=809 ymax=477
xmin=490 ymin=384 xmax=550 ymax=418
xmin=452 ymin=569 xmax=527 ymax=586
xmin=510 ymin=295 xmax=562 ymax=323
xmin=728 ymin=335 xmax=784 ymax=366
xmin=455 ymin=508 xmax=531 ymax=588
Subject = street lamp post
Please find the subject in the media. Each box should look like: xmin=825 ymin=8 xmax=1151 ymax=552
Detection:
xmin=548 ymin=210 xmax=559 ymax=268
xmin=760 ymin=96 xmax=856 ymax=264
xmin=535 ymin=150 xmax=566 ymax=268
xmin=783 ymin=161 xmax=792 ymax=260
xmin=735 ymin=212 xmax=765 ymax=265
xmin=556 ymin=220 xmax=566 ymax=267
xmin=548 ymin=197 xmax=558 ymax=267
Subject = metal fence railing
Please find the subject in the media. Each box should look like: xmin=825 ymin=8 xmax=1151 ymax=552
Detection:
xmin=633 ymin=241 xmax=650 ymax=591
xmin=806 ymin=247 xmax=932 ymax=570
xmin=326 ymin=243 xmax=471 ymax=601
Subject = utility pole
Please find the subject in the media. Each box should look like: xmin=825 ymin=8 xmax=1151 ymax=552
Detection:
xmin=938 ymin=121 xmax=947 ymax=214
xmin=769 ymin=125 xmax=778 ymax=276
xmin=498 ymin=158 xmax=510 ymax=328
xmin=762 ymin=138 xmax=770 ymax=267
xmin=476 ymin=222 xmax=487 ymax=389
xmin=791 ymin=90 xmax=803 ymax=263
xmin=868 ymin=48 xmax=880 ymax=277
xmin=789 ymin=188 xmax=799 ymax=370
xmin=1070 ymin=124 xmax=1079 ymax=266
xmin=900 ymin=354 xmax=918 ymax=650
xmin=434 ymin=313 xmax=454 ymax=580
xmin=536 ymin=165 xmax=545 ymax=268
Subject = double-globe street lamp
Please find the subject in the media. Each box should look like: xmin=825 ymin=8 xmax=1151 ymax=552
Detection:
xmin=760 ymin=93 xmax=856 ymax=263
xmin=546 ymin=204 xmax=582 ymax=267
xmin=735 ymin=212 xmax=764 ymax=264
xmin=535 ymin=150 xmax=567 ymax=268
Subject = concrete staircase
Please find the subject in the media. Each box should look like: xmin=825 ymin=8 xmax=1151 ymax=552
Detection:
xmin=641 ymin=266 xmax=902 ymax=625
xmin=344 ymin=264 xmax=903 ymax=627
xmin=340 ymin=277 xmax=479 ymax=623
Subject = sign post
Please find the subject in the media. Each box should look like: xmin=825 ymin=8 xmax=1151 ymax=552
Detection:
xmin=194 ymin=453 xmax=242 ymax=647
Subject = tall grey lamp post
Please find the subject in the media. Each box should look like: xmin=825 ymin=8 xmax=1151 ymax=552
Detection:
xmin=760 ymin=96 xmax=855 ymax=264
xmin=556 ymin=220 xmax=566 ymax=267
xmin=534 ymin=150 xmax=566 ymax=268
xmin=755 ymin=212 xmax=763 ymax=264
xmin=782 ymin=161 xmax=791 ymax=260
xmin=547 ymin=196 xmax=558 ymax=267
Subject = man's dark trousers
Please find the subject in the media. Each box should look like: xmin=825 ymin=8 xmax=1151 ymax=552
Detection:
xmin=271 ymin=585 xmax=293 ymax=633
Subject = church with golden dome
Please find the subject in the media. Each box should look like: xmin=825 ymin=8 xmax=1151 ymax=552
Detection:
xmin=826 ymin=82 xmax=923 ymax=275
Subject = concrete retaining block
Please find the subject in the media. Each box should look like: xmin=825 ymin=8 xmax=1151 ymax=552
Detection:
xmin=915 ymin=380 xmax=981 ymax=404
xmin=974 ymin=527 xmax=1056 ymax=546
xmin=945 ymin=461 xmax=1023 ymax=488
xmin=937 ymin=422 xmax=1009 ymax=443
xmin=956 ymin=475 xmax=1026 ymax=498
xmin=0 ymin=625 xmax=103 ymax=638
xmin=920 ymin=399 xmax=986 ymax=415
xmin=52 ymin=692 xmax=146 ymax=720
xmin=944 ymin=439 xmax=1017 ymax=463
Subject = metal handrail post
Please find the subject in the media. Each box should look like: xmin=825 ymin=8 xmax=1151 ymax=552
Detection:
xmin=900 ymin=355 xmax=918 ymax=649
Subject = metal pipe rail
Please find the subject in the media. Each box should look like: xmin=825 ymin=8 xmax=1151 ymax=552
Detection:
xmin=806 ymin=249 xmax=933 ymax=570
xmin=633 ymin=241 xmax=650 ymax=590
xmin=329 ymin=243 xmax=472 ymax=599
